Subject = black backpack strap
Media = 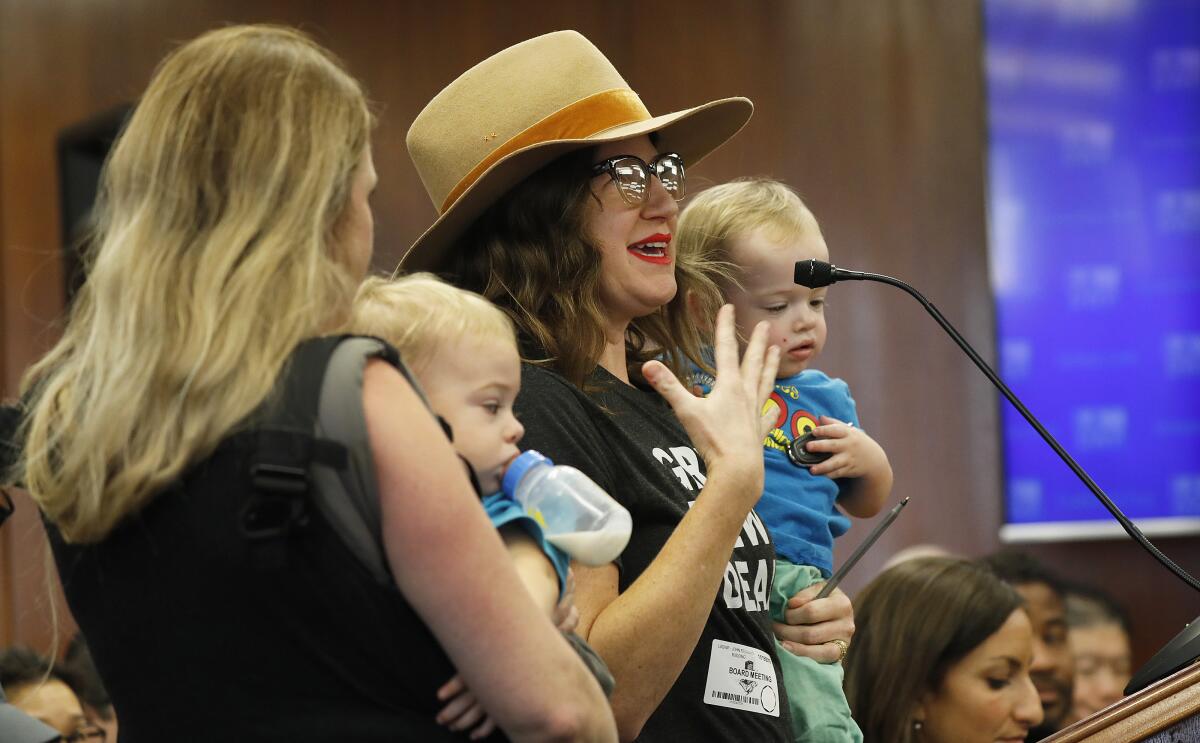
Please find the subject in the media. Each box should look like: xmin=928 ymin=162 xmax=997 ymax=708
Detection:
xmin=242 ymin=334 xmax=479 ymax=581
xmin=310 ymin=335 xmax=457 ymax=586
xmin=239 ymin=336 xmax=354 ymax=571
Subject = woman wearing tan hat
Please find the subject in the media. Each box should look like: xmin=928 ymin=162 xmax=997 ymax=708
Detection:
xmin=15 ymin=26 xmax=614 ymax=742
xmin=403 ymin=30 xmax=854 ymax=742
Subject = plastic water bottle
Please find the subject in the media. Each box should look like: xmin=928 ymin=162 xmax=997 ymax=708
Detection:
xmin=501 ymin=450 xmax=632 ymax=566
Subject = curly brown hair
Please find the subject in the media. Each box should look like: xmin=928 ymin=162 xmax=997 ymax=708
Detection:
xmin=441 ymin=146 xmax=726 ymax=389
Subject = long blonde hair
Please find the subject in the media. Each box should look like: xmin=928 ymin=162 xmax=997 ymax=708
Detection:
xmin=18 ymin=25 xmax=373 ymax=543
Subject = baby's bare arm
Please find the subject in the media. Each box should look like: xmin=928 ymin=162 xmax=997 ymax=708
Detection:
xmin=498 ymin=524 xmax=560 ymax=618
xmin=434 ymin=528 xmax=564 ymax=738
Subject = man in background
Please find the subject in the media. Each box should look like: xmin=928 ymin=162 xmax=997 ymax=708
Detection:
xmin=1062 ymin=583 xmax=1132 ymax=724
xmin=63 ymin=636 xmax=117 ymax=742
xmin=0 ymin=681 xmax=60 ymax=743
xmin=0 ymin=646 xmax=102 ymax=741
xmin=982 ymin=550 xmax=1075 ymax=741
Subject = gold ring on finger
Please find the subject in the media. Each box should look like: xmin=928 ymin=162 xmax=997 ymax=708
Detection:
xmin=829 ymin=638 xmax=849 ymax=663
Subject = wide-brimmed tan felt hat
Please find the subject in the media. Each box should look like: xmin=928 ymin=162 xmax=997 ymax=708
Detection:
xmin=399 ymin=30 xmax=753 ymax=274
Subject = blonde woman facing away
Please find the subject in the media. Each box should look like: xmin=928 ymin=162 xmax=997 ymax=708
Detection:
xmin=12 ymin=26 xmax=614 ymax=743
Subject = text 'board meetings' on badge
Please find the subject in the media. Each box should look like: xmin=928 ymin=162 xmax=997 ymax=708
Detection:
xmin=703 ymin=639 xmax=780 ymax=717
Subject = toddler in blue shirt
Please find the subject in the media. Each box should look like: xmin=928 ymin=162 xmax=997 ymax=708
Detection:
xmin=678 ymin=178 xmax=894 ymax=743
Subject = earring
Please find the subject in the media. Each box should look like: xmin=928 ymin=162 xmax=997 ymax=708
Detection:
xmin=913 ymin=720 xmax=923 ymax=732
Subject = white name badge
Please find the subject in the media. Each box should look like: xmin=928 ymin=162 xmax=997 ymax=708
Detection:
xmin=703 ymin=639 xmax=780 ymax=717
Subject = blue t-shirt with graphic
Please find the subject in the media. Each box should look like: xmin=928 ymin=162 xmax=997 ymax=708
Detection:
xmin=689 ymin=366 xmax=858 ymax=575
xmin=483 ymin=492 xmax=572 ymax=595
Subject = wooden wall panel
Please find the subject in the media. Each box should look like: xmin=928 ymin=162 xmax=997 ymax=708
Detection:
xmin=0 ymin=0 xmax=1194 ymax=681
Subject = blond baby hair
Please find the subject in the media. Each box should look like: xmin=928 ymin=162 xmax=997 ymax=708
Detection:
xmin=350 ymin=273 xmax=517 ymax=376
xmin=676 ymin=178 xmax=823 ymax=320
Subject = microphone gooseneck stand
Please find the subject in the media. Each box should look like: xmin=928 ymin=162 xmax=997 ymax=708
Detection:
xmin=795 ymin=258 xmax=1200 ymax=693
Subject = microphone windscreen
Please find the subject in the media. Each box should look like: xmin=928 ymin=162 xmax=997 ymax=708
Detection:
xmin=794 ymin=260 xmax=834 ymax=288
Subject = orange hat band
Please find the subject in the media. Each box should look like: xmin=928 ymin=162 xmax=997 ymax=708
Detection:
xmin=439 ymin=88 xmax=650 ymax=214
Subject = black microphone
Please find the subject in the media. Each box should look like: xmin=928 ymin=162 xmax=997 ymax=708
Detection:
xmin=797 ymin=259 xmax=1200 ymax=694
xmin=793 ymin=259 xmax=867 ymax=288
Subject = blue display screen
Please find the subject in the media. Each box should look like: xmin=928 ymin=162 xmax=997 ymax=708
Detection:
xmin=984 ymin=0 xmax=1200 ymax=532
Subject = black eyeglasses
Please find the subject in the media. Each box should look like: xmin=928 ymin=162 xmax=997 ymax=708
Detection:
xmin=590 ymin=152 xmax=686 ymax=207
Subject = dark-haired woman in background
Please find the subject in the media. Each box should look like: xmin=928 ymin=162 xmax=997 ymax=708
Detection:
xmin=844 ymin=556 xmax=1043 ymax=743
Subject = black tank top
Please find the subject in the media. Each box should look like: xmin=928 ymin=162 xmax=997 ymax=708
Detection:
xmin=47 ymin=337 xmax=506 ymax=742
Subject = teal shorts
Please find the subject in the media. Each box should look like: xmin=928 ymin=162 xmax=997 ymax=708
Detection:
xmin=770 ymin=560 xmax=863 ymax=743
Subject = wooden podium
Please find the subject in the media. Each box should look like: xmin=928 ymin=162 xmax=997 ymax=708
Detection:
xmin=1044 ymin=661 xmax=1200 ymax=742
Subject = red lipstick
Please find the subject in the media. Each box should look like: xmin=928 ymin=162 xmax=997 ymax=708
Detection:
xmin=627 ymin=233 xmax=672 ymax=265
